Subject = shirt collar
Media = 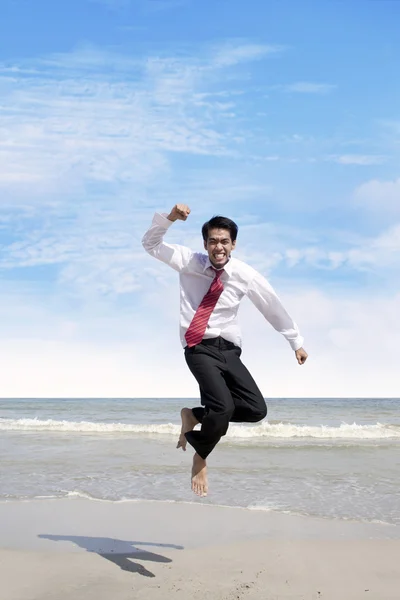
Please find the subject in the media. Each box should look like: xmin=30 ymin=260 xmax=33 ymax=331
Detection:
xmin=203 ymin=255 xmax=233 ymax=276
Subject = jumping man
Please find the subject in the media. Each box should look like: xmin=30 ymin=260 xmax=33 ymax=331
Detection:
xmin=142 ymin=204 xmax=308 ymax=497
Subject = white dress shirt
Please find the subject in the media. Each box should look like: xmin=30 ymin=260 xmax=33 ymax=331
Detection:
xmin=142 ymin=212 xmax=304 ymax=351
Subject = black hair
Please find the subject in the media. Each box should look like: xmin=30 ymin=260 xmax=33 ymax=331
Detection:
xmin=202 ymin=215 xmax=238 ymax=242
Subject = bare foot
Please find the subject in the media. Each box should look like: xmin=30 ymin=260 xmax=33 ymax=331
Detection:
xmin=176 ymin=407 xmax=198 ymax=451
xmin=191 ymin=453 xmax=208 ymax=497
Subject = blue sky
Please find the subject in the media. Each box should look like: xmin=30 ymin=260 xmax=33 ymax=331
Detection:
xmin=0 ymin=0 xmax=399 ymax=397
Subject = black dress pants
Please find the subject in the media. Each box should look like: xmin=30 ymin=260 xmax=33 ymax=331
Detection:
xmin=184 ymin=336 xmax=267 ymax=460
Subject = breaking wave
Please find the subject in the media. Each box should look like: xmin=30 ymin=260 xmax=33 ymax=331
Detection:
xmin=1 ymin=418 xmax=399 ymax=439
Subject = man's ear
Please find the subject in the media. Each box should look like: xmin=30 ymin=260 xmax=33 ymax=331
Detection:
xmin=203 ymin=239 xmax=208 ymax=251
xmin=231 ymin=240 xmax=236 ymax=250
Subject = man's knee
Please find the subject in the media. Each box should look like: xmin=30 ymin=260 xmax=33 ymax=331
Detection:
xmin=253 ymin=397 xmax=267 ymax=421
xmin=258 ymin=403 xmax=267 ymax=420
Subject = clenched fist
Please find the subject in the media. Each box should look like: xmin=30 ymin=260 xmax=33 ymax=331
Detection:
xmin=295 ymin=347 xmax=308 ymax=365
xmin=167 ymin=204 xmax=191 ymax=222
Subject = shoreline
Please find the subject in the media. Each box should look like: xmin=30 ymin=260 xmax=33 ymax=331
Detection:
xmin=0 ymin=493 xmax=398 ymax=529
xmin=1 ymin=496 xmax=399 ymax=547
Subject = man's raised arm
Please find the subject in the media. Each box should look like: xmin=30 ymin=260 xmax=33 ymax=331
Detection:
xmin=142 ymin=204 xmax=194 ymax=272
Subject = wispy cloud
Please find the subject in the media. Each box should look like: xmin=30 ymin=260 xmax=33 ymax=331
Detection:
xmin=212 ymin=43 xmax=285 ymax=67
xmin=354 ymin=178 xmax=400 ymax=212
xmin=0 ymin=50 xmax=228 ymax=197
xmin=281 ymin=82 xmax=336 ymax=94
xmin=331 ymin=154 xmax=386 ymax=166
xmin=281 ymin=229 xmax=400 ymax=273
xmin=0 ymin=42 xmax=292 ymax=301
xmin=2 ymin=0 xmax=400 ymax=398
xmin=0 ymin=41 xmax=289 ymax=201
xmin=235 ymin=219 xmax=400 ymax=277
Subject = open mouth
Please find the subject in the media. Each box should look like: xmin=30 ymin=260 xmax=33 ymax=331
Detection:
xmin=213 ymin=253 xmax=226 ymax=260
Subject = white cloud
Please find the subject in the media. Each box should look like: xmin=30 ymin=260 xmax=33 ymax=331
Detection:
xmin=346 ymin=224 xmax=400 ymax=270
xmin=332 ymin=155 xmax=386 ymax=166
xmin=354 ymin=178 xmax=400 ymax=211
xmin=212 ymin=43 xmax=284 ymax=67
xmin=0 ymin=42 xmax=287 ymax=200
xmin=373 ymin=224 xmax=400 ymax=251
xmin=2 ymin=197 xmax=399 ymax=308
xmin=0 ymin=42 xmax=291 ymax=301
xmin=0 ymin=285 xmax=399 ymax=397
xmin=283 ymin=82 xmax=336 ymax=94
xmin=1 ymin=41 xmax=399 ymax=400
xmin=240 ymin=288 xmax=400 ymax=398
xmin=236 ymin=220 xmax=400 ymax=275
xmin=0 ymin=54 xmax=210 ymax=195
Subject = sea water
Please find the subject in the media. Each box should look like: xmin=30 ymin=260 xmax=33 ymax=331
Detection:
xmin=1 ymin=398 xmax=399 ymax=525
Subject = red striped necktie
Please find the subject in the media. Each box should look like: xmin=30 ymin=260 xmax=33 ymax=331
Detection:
xmin=185 ymin=268 xmax=224 ymax=348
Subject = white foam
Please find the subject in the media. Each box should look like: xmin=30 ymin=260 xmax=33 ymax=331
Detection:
xmin=1 ymin=418 xmax=399 ymax=439
xmin=228 ymin=421 xmax=400 ymax=439
xmin=0 ymin=418 xmax=180 ymax=434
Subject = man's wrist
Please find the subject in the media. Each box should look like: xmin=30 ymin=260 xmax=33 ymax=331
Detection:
xmin=167 ymin=213 xmax=177 ymax=222
xmin=291 ymin=337 xmax=304 ymax=352
xmin=154 ymin=212 xmax=175 ymax=228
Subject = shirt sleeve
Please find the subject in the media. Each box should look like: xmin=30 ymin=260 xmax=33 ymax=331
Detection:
xmin=142 ymin=212 xmax=194 ymax=272
xmin=246 ymin=271 xmax=304 ymax=351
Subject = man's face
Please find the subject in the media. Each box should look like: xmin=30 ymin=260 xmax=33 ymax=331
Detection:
xmin=204 ymin=227 xmax=236 ymax=268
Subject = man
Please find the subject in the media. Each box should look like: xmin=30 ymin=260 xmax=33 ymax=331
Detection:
xmin=142 ymin=204 xmax=308 ymax=498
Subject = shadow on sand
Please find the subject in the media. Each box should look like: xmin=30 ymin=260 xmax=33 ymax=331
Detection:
xmin=38 ymin=534 xmax=184 ymax=578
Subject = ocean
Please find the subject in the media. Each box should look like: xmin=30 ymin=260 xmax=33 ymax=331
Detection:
xmin=1 ymin=398 xmax=399 ymax=525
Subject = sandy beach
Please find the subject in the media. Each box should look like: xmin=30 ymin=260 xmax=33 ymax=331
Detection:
xmin=1 ymin=498 xmax=399 ymax=600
